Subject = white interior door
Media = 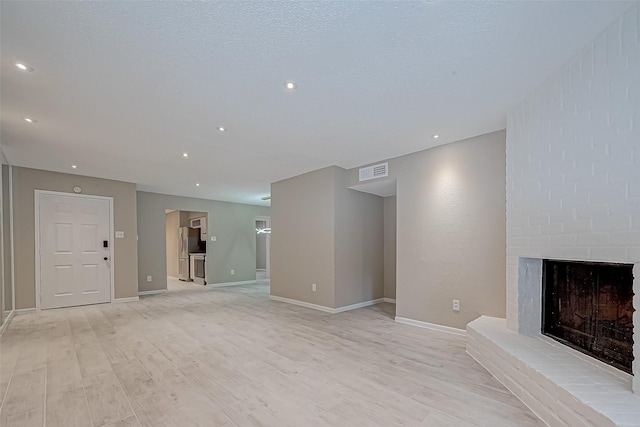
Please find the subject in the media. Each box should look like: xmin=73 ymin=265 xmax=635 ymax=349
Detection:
xmin=39 ymin=192 xmax=112 ymax=309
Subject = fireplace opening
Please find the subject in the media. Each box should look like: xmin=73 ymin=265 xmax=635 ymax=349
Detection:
xmin=542 ymin=260 xmax=634 ymax=374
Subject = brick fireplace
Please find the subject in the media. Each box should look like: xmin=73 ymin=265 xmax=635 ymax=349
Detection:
xmin=469 ymin=258 xmax=638 ymax=426
xmin=468 ymin=4 xmax=640 ymax=426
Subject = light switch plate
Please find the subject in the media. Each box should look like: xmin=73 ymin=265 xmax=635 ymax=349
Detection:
xmin=115 ymin=231 xmax=125 ymax=238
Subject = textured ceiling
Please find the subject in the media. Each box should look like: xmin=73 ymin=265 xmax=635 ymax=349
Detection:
xmin=0 ymin=1 xmax=634 ymax=205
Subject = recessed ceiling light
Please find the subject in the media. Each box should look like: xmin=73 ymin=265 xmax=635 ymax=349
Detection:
xmin=196 ymin=183 xmax=200 ymax=187
xmin=72 ymin=165 xmax=77 ymax=169
xmin=217 ymin=127 xmax=226 ymax=132
xmin=24 ymin=117 xmax=37 ymax=123
xmin=284 ymin=81 xmax=297 ymax=90
xmin=433 ymin=134 xmax=440 ymax=139
xmin=183 ymin=153 xmax=188 ymax=157
xmin=15 ymin=63 xmax=33 ymax=71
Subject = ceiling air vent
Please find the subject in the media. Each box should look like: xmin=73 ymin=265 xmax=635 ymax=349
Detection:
xmin=359 ymin=162 xmax=388 ymax=182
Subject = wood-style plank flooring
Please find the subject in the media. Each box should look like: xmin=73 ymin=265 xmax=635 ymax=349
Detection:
xmin=0 ymin=283 xmax=544 ymax=427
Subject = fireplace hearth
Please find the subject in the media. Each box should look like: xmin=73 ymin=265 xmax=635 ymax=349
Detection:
xmin=542 ymin=260 xmax=634 ymax=374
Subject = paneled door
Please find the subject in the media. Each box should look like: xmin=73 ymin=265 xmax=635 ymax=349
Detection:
xmin=38 ymin=192 xmax=112 ymax=309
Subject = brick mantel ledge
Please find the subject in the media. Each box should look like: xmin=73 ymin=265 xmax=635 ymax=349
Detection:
xmin=467 ymin=316 xmax=640 ymax=427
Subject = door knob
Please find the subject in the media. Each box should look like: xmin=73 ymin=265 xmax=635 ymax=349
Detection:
xmin=104 ymin=257 xmax=108 ymax=260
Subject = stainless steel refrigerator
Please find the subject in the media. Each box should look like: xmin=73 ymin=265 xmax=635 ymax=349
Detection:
xmin=178 ymin=227 xmax=200 ymax=281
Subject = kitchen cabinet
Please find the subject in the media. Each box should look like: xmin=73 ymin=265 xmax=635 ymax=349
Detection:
xmin=190 ymin=216 xmax=207 ymax=240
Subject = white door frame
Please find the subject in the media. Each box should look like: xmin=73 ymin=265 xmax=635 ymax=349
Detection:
xmin=34 ymin=190 xmax=115 ymax=310
xmin=255 ymin=215 xmax=270 ymax=278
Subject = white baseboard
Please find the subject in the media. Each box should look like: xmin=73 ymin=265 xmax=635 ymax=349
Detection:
xmin=14 ymin=307 xmax=37 ymax=313
xmin=167 ymin=276 xmax=179 ymax=280
xmin=269 ymin=295 xmax=335 ymax=313
xmin=0 ymin=310 xmax=16 ymax=337
xmin=383 ymin=298 xmax=396 ymax=303
xmin=207 ymin=280 xmax=257 ymax=288
xmin=270 ymin=296 xmax=385 ymax=314
xmin=112 ymin=297 xmax=139 ymax=303
xmin=334 ymin=298 xmax=384 ymax=313
xmin=139 ymin=289 xmax=167 ymax=296
xmin=395 ymin=316 xmax=466 ymax=336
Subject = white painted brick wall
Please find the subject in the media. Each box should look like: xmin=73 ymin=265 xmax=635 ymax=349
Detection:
xmin=506 ymin=3 xmax=640 ymax=393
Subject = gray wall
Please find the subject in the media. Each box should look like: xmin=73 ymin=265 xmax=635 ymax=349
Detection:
xmin=2 ymin=166 xmax=10 ymax=315
xmin=392 ymin=131 xmax=506 ymax=329
xmin=383 ymin=196 xmax=397 ymax=300
xmin=345 ymin=130 xmax=506 ymax=329
xmin=270 ymin=166 xmax=384 ymax=309
xmin=137 ymin=191 xmax=270 ymax=292
xmin=334 ymin=168 xmax=384 ymax=307
xmin=271 ymin=167 xmax=336 ymax=307
xmin=273 ymin=131 xmax=505 ymax=327
xmin=12 ymin=167 xmax=139 ymax=309
xmin=0 ymin=162 xmax=3 ymax=324
xmin=165 ymin=210 xmax=180 ymax=278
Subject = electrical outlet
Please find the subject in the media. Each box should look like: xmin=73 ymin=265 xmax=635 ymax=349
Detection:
xmin=230 ymin=269 xmax=235 ymax=275
xmin=146 ymin=275 xmax=152 ymax=282
xmin=452 ymin=299 xmax=460 ymax=312
xmin=210 ymin=235 xmax=216 ymax=241
xmin=312 ymin=283 xmax=317 ymax=292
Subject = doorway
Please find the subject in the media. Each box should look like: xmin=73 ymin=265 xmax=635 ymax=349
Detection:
xmin=255 ymin=216 xmax=270 ymax=281
xmin=382 ymin=195 xmax=397 ymax=318
xmin=36 ymin=191 xmax=113 ymax=309
xmin=165 ymin=209 xmax=207 ymax=291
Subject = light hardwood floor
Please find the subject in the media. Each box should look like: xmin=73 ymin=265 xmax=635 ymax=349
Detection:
xmin=167 ymin=277 xmax=205 ymax=292
xmin=0 ymin=283 xmax=544 ymax=427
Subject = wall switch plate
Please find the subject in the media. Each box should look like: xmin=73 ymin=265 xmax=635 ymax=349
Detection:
xmin=312 ymin=283 xmax=317 ymax=292
xmin=230 ymin=269 xmax=235 ymax=275
xmin=147 ymin=275 xmax=152 ymax=282
xmin=453 ymin=299 xmax=460 ymax=312
xmin=115 ymin=231 xmax=125 ymax=238
xmin=210 ymin=236 xmax=216 ymax=241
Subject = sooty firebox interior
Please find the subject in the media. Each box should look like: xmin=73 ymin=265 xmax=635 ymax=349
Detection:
xmin=542 ymin=260 xmax=634 ymax=374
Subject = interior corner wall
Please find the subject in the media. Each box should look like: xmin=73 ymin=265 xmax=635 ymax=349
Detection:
xmin=2 ymin=165 xmax=11 ymax=313
xmin=270 ymin=166 xmax=384 ymax=309
xmin=393 ymin=130 xmax=507 ymax=330
xmin=11 ymin=167 xmax=139 ymax=308
xmin=165 ymin=210 xmax=180 ymax=278
xmin=0 ymin=163 xmax=3 ymax=325
xmin=136 ymin=191 xmax=270 ymax=293
xmin=270 ymin=167 xmax=336 ymax=308
xmin=383 ymin=196 xmax=397 ymax=300
xmin=334 ymin=168 xmax=384 ymax=308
